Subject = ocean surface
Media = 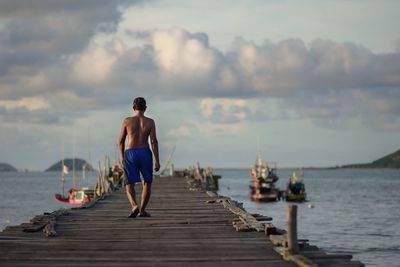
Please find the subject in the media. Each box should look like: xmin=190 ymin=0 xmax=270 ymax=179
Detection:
xmin=1 ymin=168 xmax=399 ymax=266
xmin=216 ymin=168 xmax=400 ymax=267
xmin=0 ymin=171 xmax=99 ymax=232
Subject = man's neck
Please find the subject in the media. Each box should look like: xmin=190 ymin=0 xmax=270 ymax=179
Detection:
xmin=134 ymin=110 xmax=145 ymax=117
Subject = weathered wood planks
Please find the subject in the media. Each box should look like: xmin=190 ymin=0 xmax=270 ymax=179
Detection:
xmin=0 ymin=176 xmax=294 ymax=267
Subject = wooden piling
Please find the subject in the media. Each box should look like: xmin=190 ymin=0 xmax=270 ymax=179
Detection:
xmin=287 ymin=204 xmax=299 ymax=255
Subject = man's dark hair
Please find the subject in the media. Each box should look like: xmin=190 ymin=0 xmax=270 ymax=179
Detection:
xmin=133 ymin=97 xmax=147 ymax=111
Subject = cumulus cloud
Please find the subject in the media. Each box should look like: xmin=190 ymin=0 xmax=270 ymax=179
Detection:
xmin=200 ymin=98 xmax=272 ymax=124
xmin=1 ymin=1 xmax=400 ymax=130
xmin=167 ymin=125 xmax=191 ymax=138
xmin=0 ymin=1 xmax=133 ymax=70
xmin=96 ymin=30 xmax=400 ymax=101
xmin=0 ymin=97 xmax=50 ymax=111
xmin=0 ymin=0 xmax=141 ymax=123
xmin=352 ymin=89 xmax=400 ymax=130
xmin=71 ymin=41 xmax=123 ymax=85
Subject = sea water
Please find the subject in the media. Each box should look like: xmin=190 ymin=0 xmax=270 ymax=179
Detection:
xmin=217 ymin=168 xmax=400 ymax=267
xmin=0 ymin=171 xmax=99 ymax=231
xmin=0 ymin=169 xmax=399 ymax=266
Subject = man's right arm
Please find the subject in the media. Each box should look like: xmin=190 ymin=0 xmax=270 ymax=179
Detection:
xmin=118 ymin=119 xmax=127 ymax=165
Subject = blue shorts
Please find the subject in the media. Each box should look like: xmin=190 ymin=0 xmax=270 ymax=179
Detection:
xmin=124 ymin=147 xmax=153 ymax=184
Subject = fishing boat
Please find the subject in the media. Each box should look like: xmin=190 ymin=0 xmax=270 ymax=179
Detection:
xmin=285 ymin=191 xmax=307 ymax=202
xmin=53 ymin=188 xmax=93 ymax=207
xmin=53 ymin=159 xmax=94 ymax=207
xmin=285 ymin=171 xmax=307 ymax=202
xmin=249 ymin=152 xmax=280 ymax=202
xmin=54 ymin=136 xmax=94 ymax=208
xmin=250 ymin=183 xmax=279 ymax=202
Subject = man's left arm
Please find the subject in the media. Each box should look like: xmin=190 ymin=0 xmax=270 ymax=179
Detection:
xmin=150 ymin=121 xmax=160 ymax=172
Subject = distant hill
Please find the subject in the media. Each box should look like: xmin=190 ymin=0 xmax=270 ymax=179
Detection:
xmin=0 ymin=162 xmax=18 ymax=172
xmin=342 ymin=149 xmax=400 ymax=169
xmin=45 ymin=158 xmax=94 ymax=172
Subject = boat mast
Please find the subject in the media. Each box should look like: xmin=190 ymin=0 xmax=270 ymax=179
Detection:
xmin=72 ymin=132 xmax=76 ymax=188
xmin=256 ymin=136 xmax=262 ymax=165
xmin=82 ymin=126 xmax=91 ymax=188
xmin=88 ymin=126 xmax=92 ymax=169
xmin=82 ymin=164 xmax=86 ymax=181
xmin=61 ymin=139 xmax=65 ymax=197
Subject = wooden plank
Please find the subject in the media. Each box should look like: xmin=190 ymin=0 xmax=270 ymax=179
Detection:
xmin=270 ymin=234 xmax=288 ymax=247
xmin=0 ymin=259 xmax=291 ymax=267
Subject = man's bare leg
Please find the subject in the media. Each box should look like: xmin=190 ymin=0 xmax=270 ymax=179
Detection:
xmin=125 ymin=184 xmax=139 ymax=217
xmin=139 ymin=182 xmax=151 ymax=216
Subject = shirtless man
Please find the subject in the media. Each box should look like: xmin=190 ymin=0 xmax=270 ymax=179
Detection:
xmin=118 ymin=97 xmax=160 ymax=218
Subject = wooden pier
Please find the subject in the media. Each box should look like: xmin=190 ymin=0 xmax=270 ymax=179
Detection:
xmin=0 ymin=175 xmax=363 ymax=266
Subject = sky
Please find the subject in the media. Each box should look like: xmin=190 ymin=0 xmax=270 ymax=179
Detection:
xmin=0 ymin=0 xmax=400 ymax=170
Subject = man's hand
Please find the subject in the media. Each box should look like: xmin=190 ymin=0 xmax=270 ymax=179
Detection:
xmin=154 ymin=161 xmax=160 ymax=172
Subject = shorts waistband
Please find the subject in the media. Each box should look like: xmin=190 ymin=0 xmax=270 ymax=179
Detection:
xmin=125 ymin=146 xmax=150 ymax=152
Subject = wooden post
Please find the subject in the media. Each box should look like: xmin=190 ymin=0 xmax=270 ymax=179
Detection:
xmin=97 ymin=161 xmax=103 ymax=196
xmin=287 ymin=204 xmax=299 ymax=254
xmin=104 ymin=155 xmax=109 ymax=193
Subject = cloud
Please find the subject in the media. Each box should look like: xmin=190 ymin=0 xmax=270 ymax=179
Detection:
xmin=200 ymin=98 xmax=272 ymax=124
xmin=0 ymin=0 xmax=140 ymax=97
xmin=0 ymin=0 xmax=143 ymax=124
xmin=94 ymin=30 xmax=400 ymax=102
xmin=0 ymin=1 xmax=130 ymax=64
xmin=1 ymin=1 xmax=400 ymax=131
xmin=352 ymin=88 xmax=400 ymax=130
xmin=0 ymin=96 xmax=57 ymax=124
xmin=167 ymin=125 xmax=191 ymax=138
xmin=71 ymin=41 xmax=122 ymax=85
xmin=0 ymin=97 xmax=50 ymax=111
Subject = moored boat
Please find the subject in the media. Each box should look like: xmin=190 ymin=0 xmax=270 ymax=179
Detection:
xmin=249 ymin=153 xmax=280 ymax=202
xmin=53 ymin=188 xmax=93 ymax=207
xmin=284 ymin=171 xmax=307 ymax=202
xmin=285 ymin=191 xmax=307 ymax=202
xmin=250 ymin=184 xmax=278 ymax=202
xmin=54 ymin=153 xmax=95 ymax=208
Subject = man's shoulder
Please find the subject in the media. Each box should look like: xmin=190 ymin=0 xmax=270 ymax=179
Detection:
xmin=123 ymin=116 xmax=137 ymax=125
xmin=123 ymin=116 xmax=133 ymax=122
xmin=144 ymin=116 xmax=155 ymax=124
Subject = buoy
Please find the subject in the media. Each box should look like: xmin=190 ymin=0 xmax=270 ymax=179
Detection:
xmin=307 ymin=204 xmax=314 ymax=208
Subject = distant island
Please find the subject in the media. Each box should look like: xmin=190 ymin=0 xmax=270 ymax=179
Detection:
xmin=341 ymin=149 xmax=400 ymax=169
xmin=46 ymin=158 xmax=94 ymax=172
xmin=0 ymin=162 xmax=18 ymax=172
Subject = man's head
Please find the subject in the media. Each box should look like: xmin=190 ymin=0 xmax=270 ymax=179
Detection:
xmin=133 ymin=97 xmax=147 ymax=111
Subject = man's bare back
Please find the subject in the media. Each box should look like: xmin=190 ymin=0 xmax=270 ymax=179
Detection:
xmin=119 ymin=114 xmax=160 ymax=171
xmin=123 ymin=116 xmax=155 ymax=149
